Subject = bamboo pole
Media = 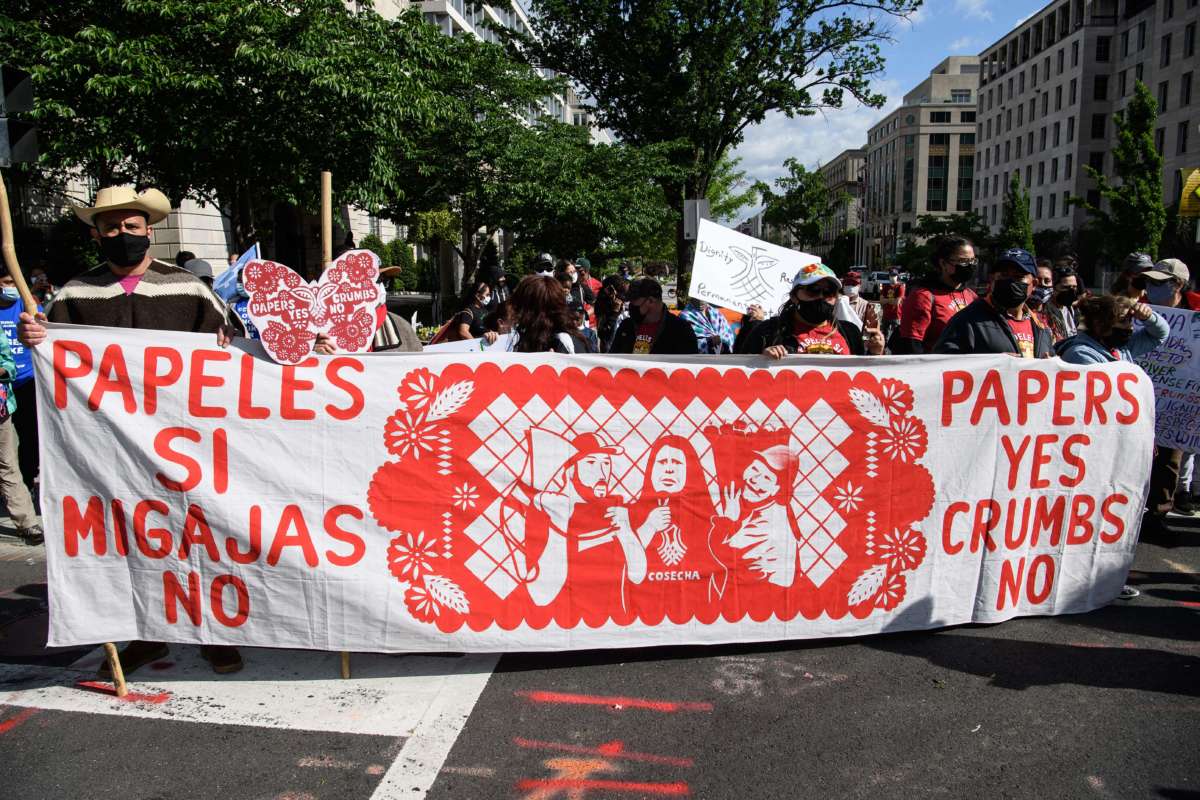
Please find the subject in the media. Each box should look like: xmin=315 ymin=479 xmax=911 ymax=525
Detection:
xmin=321 ymin=170 xmax=333 ymax=270
xmin=0 ymin=173 xmax=38 ymax=314
xmin=102 ymin=643 xmax=128 ymax=698
xmin=341 ymin=650 xmax=351 ymax=679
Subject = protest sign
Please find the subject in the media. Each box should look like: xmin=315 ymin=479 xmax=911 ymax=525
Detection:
xmin=243 ymin=249 xmax=385 ymax=365
xmin=38 ymin=325 xmax=1153 ymax=652
xmin=689 ymin=219 xmax=821 ymax=314
xmin=1136 ymin=304 xmax=1200 ymax=452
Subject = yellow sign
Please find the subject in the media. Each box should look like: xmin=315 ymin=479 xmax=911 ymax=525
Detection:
xmin=1181 ymin=168 xmax=1200 ymax=217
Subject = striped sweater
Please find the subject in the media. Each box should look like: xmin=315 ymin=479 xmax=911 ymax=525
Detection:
xmin=46 ymin=260 xmax=229 ymax=333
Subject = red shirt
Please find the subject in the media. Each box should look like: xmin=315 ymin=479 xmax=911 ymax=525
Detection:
xmin=899 ymin=284 xmax=976 ymax=348
xmin=633 ymin=322 xmax=657 ymax=354
xmin=1005 ymin=316 xmax=1036 ymax=358
xmin=788 ymin=320 xmax=850 ymax=354
xmin=879 ymin=283 xmax=906 ymax=322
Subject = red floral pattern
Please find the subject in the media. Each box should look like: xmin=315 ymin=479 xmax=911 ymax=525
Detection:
xmin=878 ymin=416 xmax=928 ymax=463
xmin=872 ymin=528 xmax=927 ymax=573
xmin=260 ymin=321 xmax=316 ymax=365
xmin=329 ymin=308 xmax=375 ymax=352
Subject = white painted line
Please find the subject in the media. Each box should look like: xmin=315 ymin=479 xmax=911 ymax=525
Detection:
xmin=0 ymin=645 xmax=496 ymax=740
xmin=369 ymin=653 xmax=499 ymax=799
xmin=1162 ymin=557 xmax=1194 ymax=575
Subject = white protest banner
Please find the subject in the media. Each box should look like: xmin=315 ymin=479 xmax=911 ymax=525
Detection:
xmin=424 ymin=333 xmax=515 ymax=354
xmin=690 ymin=218 xmax=822 ymax=314
xmin=1136 ymin=304 xmax=1200 ymax=452
xmin=37 ymin=325 xmax=1153 ymax=652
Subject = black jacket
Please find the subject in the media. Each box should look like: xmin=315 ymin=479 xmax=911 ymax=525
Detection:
xmin=610 ymin=310 xmax=699 ymax=355
xmin=933 ymin=298 xmax=1054 ymax=357
xmin=738 ymin=316 xmax=866 ymax=356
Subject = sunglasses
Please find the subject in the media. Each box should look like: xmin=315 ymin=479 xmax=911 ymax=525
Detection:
xmin=800 ymin=284 xmax=840 ymax=299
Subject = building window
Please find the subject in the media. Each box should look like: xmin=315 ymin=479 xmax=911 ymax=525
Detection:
xmin=1069 ymin=78 xmax=1077 ymax=105
xmin=1166 ymin=0 xmax=1175 ymax=20
xmin=1049 ymin=193 xmax=1057 ymax=217
xmin=1018 ymin=105 xmax=1024 ymax=126
xmin=1095 ymin=36 xmax=1110 ymax=63
xmin=992 ymin=174 xmax=999 ymax=196
xmin=1020 ymin=72 xmax=1026 ymax=94
xmin=1089 ymin=151 xmax=1104 ymax=173
xmin=931 ymin=111 xmax=952 ymax=123
xmin=1063 ymin=191 xmax=1071 ymax=216
xmin=1041 ymin=92 xmax=1048 ymax=116
xmin=1138 ymin=21 xmax=1147 ymax=51
xmin=1087 ymin=189 xmax=1101 ymax=208
xmin=1159 ymin=81 xmax=1170 ymax=113
xmin=1057 ymin=48 xmax=1065 ymax=74
xmin=1028 ymin=131 xmax=1034 ymax=152
xmin=1121 ymin=30 xmax=1130 ymax=58
xmin=1005 ymin=140 xmax=1012 ymax=161
xmin=1051 ymin=157 xmax=1059 ymax=182
xmin=1136 ymin=62 xmax=1144 ymax=83
xmin=1120 ymin=70 xmax=1128 ymax=97
xmin=960 ymin=132 xmax=976 ymax=146
xmin=1026 ymin=164 xmax=1033 ymax=185
xmin=1185 ymin=22 xmax=1196 ymax=58
xmin=1155 ymin=127 xmax=1165 ymax=154
xmin=903 ymin=157 xmax=914 ymax=213
xmin=1091 ymin=114 xmax=1106 ymax=139
xmin=926 ymin=154 xmax=947 ymax=212
xmin=1072 ymin=41 xmax=1079 ymax=67
xmin=1036 ymin=195 xmax=1044 ymax=219
xmin=1162 ymin=35 xmax=1172 ymax=68
xmin=1094 ymin=75 xmax=1108 ymax=101
xmin=930 ymin=133 xmax=950 ymax=146
xmin=1179 ymin=121 xmax=1190 ymax=155
xmin=952 ymin=89 xmax=972 ymax=104
xmin=1053 ymin=121 xmax=1061 ymax=146
xmin=1040 ymin=126 xmax=1048 ymax=151
xmin=1066 ymin=154 xmax=1073 ymax=178
xmin=1055 ymin=85 xmax=1063 ymax=110
xmin=962 ymin=111 xmax=976 ymax=123
xmin=986 ymin=118 xmax=992 ymax=138
xmin=1183 ymin=72 xmax=1194 ymax=107
xmin=1006 ymin=110 xmax=1012 ymax=131
xmin=957 ymin=154 xmax=974 ymax=212
xmin=1038 ymin=161 xmax=1045 ymax=185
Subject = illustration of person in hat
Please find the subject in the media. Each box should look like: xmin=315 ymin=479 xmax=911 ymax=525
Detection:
xmin=711 ymin=445 xmax=800 ymax=589
xmin=524 ymin=431 xmax=646 ymax=624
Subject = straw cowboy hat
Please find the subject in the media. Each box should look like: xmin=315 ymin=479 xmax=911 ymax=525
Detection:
xmin=72 ymin=186 xmax=171 ymax=226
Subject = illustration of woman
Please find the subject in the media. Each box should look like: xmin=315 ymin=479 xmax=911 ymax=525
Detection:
xmin=612 ymin=435 xmax=724 ymax=624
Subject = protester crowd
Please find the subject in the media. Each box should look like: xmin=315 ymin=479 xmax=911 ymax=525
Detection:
xmin=0 ymin=184 xmax=1192 ymax=672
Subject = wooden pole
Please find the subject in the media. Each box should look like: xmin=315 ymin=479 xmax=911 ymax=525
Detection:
xmin=340 ymin=650 xmax=351 ymax=680
xmin=321 ymin=170 xmax=333 ymax=270
xmin=102 ymin=643 xmax=128 ymax=698
xmin=0 ymin=173 xmax=38 ymax=314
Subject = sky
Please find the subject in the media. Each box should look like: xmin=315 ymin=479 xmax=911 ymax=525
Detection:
xmin=730 ymin=0 xmax=1054 ymax=219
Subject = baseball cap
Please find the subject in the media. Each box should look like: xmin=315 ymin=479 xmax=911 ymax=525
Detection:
xmin=791 ymin=262 xmax=841 ymax=289
xmin=1122 ymin=252 xmax=1155 ymax=273
xmin=182 ymin=258 xmax=214 ymax=280
xmin=1144 ymin=258 xmax=1190 ymax=285
xmin=995 ymin=248 xmax=1037 ymax=276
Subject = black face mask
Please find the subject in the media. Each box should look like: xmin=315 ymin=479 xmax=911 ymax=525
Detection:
xmin=1055 ymin=288 xmax=1079 ymax=306
xmin=950 ymin=260 xmax=976 ymax=285
xmin=627 ymin=303 xmax=644 ymax=323
xmin=795 ymin=298 xmax=836 ymax=325
xmin=1104 ymin=328 xmax=1133 ymax=349
xmin=992 ymin=278 xmax=1030 ymax=310
xmin=98 ymin=232 xmax=151 ymax=268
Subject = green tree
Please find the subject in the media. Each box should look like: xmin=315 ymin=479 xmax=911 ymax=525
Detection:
xmin=755 ymin=158 xmax=843 ymax=249
xmin=1 ymin=0 xmax=456 ymax=250
xmin=826 ymin=228 xmax=859 ymax=273
xmin=1031 ymin=227 xmax=1072 ymax=260
xmin=707 ymin=157 xmax=760 ymax=224
xmin=999 ymin=173 xmax=1034 ymax=251
xmin=503 ymin=0 xmax=921 ymax=268
xmin=1070 ymin=82 xmax=1166 ymax=262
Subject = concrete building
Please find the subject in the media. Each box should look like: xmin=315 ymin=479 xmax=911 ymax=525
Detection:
xmin=973 ymin=0 xmax=1198 ymax=238
xmin=862 ymin=56 xmax=981 ymax=264
xmin=815 ymin=147 xmax=866 ymax=262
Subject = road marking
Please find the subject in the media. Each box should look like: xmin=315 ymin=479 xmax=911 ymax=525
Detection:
xmin=0 ymin=646 xmax=494 ymax=741
xmin=516 ymin=690 xmax=712 ymax=713
xmin=368 ymin=653 xmax=498 ymax=799
xmin=0 ymin=706 xmax=38 ymax=734
xmin=514 ymin=738 xmax=694 ymax=767
xmin=1161 ymin=557 xmax=1195 ymax=575
xmin=515 ymin=778 xmax=691 ymax=796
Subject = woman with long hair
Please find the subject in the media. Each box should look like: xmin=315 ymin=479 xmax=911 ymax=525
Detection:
xmin=507 ymin=275 xmax=583 ymax=353
xmin=594 ymin=274 xmax=628 ymax=352
xmin=450 ymin=281 xmax=492 ymax=342
xmin=623 ymin=435 xmax=724 ymax=624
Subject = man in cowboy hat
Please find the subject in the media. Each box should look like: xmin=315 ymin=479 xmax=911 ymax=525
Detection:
xmin=17 ymin=185 xmax=242 ymax=676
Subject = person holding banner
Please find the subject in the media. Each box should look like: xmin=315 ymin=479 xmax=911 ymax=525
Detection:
xmin=934 ymin=248 xmax=1054 ymax=358
xmin=0 ymin=329 xmax=41 ymax=545
xmin=17 ymin=185 xmax=244 ymax=676
xmin=894 ymin=236 xmax=978 ymax=354
xmin=747 ymin=264 xmax=884 ymax=357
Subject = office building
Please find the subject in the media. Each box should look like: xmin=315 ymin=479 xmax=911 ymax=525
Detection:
xmin=862 ymin=57 xmax=981 ymax=264
xmin=973 ymin=0 xmax=1197 ymax=237
xmin=816 ymin=147 xmax=866 ymax=262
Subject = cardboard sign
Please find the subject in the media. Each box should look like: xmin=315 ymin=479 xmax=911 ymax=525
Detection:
xmin=690 ymin=219 xmax=822 ymax=314
xmin=1136 ymin=305 xmax=1200 ymax=452
xmin=37 ymin=327 xmax=1153 ymax=652
xmin=244 ymin=249 xmax=385 ymax=364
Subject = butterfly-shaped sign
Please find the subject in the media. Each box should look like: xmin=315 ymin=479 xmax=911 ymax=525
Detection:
xmin=243 ymin=249 xmax=386 ymax=364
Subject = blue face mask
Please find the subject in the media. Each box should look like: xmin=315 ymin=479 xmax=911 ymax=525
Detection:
xmin=0 ymin=287 xmax=19 ymax=301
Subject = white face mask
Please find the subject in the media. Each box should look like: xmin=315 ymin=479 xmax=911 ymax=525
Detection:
xmin=844 ymin=286 xmax=860 ymax=298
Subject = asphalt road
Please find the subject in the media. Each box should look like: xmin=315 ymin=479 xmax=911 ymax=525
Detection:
xmin=1 ymin=517 xmax=1197 ymax=800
